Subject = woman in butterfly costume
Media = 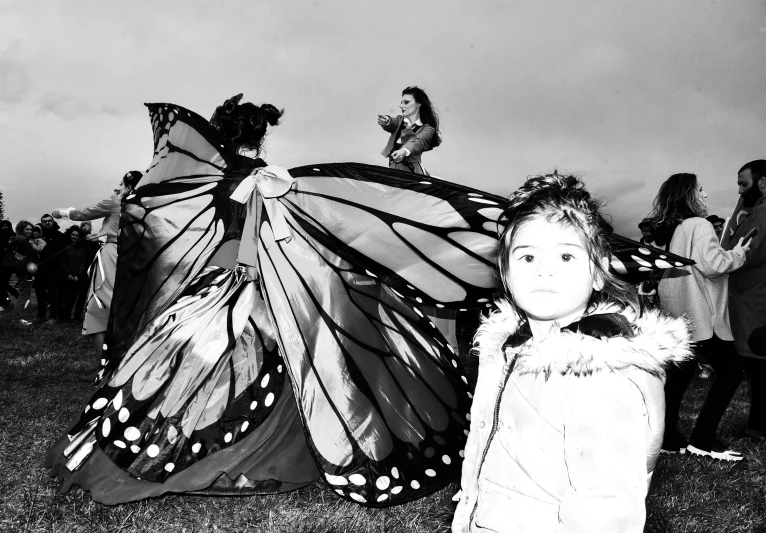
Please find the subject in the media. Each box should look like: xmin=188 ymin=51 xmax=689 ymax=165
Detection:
xmin=47 ymin=94 xmax=692 ymax=507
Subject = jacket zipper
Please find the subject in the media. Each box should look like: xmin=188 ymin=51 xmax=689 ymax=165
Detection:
xmin=468 ymin=351 xmax=519 ymax=528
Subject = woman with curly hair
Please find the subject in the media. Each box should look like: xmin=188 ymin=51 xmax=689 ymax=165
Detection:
xmin=647 ymin=172 xmax=751 ymax=460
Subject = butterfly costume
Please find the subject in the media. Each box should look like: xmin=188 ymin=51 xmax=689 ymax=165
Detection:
xmin=46 ymin=102 xmax=692 ymax=507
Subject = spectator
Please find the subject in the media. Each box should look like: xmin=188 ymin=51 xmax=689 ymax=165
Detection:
xmin=0 ymin=219 xmax=18 ymax=310
xmin=721 ymin=159 xmax=766 ymax=441
xmin=648 ymin=173 xmax=749 ymax=460
xmin=36 ymin=213 xmax=64 ymax=324
xmin=72 ymin=222 xmax=100 ymax=322
xmin=58 ymin=226 xmax=87 ymax=322
xmin=7 ymin=220 xmax=39 ymax=326
xmin=638 ymin=218 xmax=655 ymax=244
xmin=706 ymin=214 xmax=725 ymax=240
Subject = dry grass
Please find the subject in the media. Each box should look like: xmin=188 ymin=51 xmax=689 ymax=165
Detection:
xmin=1 ymin=304 xmax=764 ymax=532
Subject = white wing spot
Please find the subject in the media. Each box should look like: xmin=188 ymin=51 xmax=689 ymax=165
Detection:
xmin=376 ymin=476 xmax=390 ymax=490
xmin=425 ymin=469 xmax=437 ymax=477
xmin=192 ymin=443 xmax=201 ymax=453
xmin=92 ymin=398 xmax=108 ymax=410
xmin=349 ymin=474 xmax=366 ymax=486
xmin=261 ymin=374 xmax=270 ymax=388
xmin=113 ymin=440 xmax=126 ymax=449
xmin=391 ymin=467 xmax=400 ymax=479
xmin=442 ymin=455 xmax=452 ymax=465
xmin=377 ymin=494 xmax=389 ymax=502
xmin=124 ymin=427 xmax=140 ymax=441
xmin=165 ymin=463 xmax=175 ymax=472
xmin=224 ymin=432 xmax=232 ymax=443
xmin=102 ymin=418 xmax=111 ymax=438
xmin=410 ymin=480 xmax=421 ymax=489
xmin=250 ymin=401 xmax=258 ymax=410
xmin=241 ymin=421 xmax=249 ymax=432
xmin=265 ymin=393 xmax=275 ymax=407
xmin=349 ymin=493 xmax=367 ymax=503
xmin=391 ymin=486 xmax=403 ymax=494
xmin=325 ymin=474 xmax=348 ymax=486
xmin=147 ymin=444 xmax=159 ymax=457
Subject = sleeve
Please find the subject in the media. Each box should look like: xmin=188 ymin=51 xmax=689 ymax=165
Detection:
xmin=69 ymin=196 xmax=119 ymax=221
xmin=557 ymin=373 xmax=648 ymax=533
xmin=690 ymin=220 xmax=745 ymax=278
xmin=381 ymin=115 xmax=400 ymax=133
xmin=402 ymin=125 xmax=436 ymax=156
xmin=726 ymin=208 xmax=766 ymax=275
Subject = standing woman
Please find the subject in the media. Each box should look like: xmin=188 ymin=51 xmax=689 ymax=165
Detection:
xmin=8 ymin=221 xmax=38 ymax=326
xmin=51 ymin=171 xmax=142 ymax=375
xmin=648 ymin=173 xmax=750 ymax=460
xmin=378 ymin=86 xmax=441 ymax=175
xmin=57 ymin=226 xmax=87 ymax=322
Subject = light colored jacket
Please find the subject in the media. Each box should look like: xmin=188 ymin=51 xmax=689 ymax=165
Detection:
xmin=722 ymin=196 xmax=766 ymax=357
xmin=452 ymin=301 xmax=691 ymax=533
xmin=658 ymin=217 xmax=745 ymax=342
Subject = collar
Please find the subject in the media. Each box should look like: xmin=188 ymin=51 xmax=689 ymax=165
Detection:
xmin=403 ymin=117 xmax=423 ymax=127
xmin=502 ymin=312 xmax=634 ymax=351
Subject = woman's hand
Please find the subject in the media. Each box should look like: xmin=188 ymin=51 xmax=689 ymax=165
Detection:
xmin=735 ymin=236 xmax=753 ymax=256
xmin=377 ymin=114 xmax=390 ymax=126
xmin=390 ymin=148 xmax=407 ymax=163
xmin=85 ymin=234 xmax=99 ymax=242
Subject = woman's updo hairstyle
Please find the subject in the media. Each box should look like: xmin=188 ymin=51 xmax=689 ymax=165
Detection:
xmin=122 ymin=170 xmax=143 ymax=190
xmin=497 ymin=171 xmax=637 ymax=314
xmin=210 ymin=93 xmax=284 ymax=155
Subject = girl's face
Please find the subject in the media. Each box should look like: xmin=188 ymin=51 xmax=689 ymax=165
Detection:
xmin=506 ymin=217 xmax=605 ymax=330
xmin=22 ymin=225 xmax=33 ymax=237
xmin=32 ymin=229 xmax=41 ymax=238
xmin=70 ymin=230 xmax=81 ymax=242
xmin=696 ymin=182 xmax=708 ymax=207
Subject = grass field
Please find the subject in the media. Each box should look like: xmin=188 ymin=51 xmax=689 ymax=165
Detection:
xmin=1 ymin=304 xmax=765 ymax=532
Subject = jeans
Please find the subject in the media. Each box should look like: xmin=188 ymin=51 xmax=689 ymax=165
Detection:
xmin=12 ymin=273 xmax=32 ymax=321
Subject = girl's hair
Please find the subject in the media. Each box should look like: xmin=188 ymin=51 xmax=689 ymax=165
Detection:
xmin=210 ymin=93 xmax=283 ymax=155
xmin=15 ymin=220 xmax=33 ymax=236
xmin=123 ymin=170 xmax=143 ymax=190
xmin=65 ymin=225 xmax=82 ymax=240
xmin=497 ymin=172 xmax=637 ymax=316
xmin=32 ymin=224 xmax=43 ymax=235
xmin=402 ymin=86 xmax=442 ymax=148
xmin=645 ymin=173 xmax=706 ymax=247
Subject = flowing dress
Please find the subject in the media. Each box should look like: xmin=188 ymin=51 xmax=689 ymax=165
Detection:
xmin=46 ymin=102 xmax=692 ymax=507
xmin=67 ymin=196 xmax=121 ymax=334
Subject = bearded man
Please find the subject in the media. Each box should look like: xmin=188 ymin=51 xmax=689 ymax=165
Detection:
xmin=722 ymin=159 xmax=766 ymax=440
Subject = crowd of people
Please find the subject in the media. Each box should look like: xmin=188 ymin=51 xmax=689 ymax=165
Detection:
xmin=1 ymin=87 xmax=763 ymax=532
xmin=1 ymin=216 xmax=99 ymax=326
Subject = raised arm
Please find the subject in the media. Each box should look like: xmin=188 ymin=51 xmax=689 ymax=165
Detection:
xmin=52 ymin=195 xmax=119 ymax=222
xmin=690 ymin=220 xmax=746 ymax=278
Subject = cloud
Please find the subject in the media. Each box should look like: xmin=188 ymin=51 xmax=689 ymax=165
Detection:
xmin=0 ymin=47 xmax=30 ymax=106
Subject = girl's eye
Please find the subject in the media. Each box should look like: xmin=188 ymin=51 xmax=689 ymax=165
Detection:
xmin=521 ymin=255 xmax=534 ymax=263
xmin=561 ymin=253 xmax=573 ymax=262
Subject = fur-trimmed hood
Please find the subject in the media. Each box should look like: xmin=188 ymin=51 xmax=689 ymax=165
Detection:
xmin=474 ymin=299 xmax=693 ymax=378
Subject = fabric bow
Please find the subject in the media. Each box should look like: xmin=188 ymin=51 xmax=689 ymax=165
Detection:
xmin=230 ymin=165 xmax=295 ymax=267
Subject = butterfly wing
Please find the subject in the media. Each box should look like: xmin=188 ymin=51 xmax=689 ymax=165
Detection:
xmin=279 ymin=163 xmax=504 ymax=312
xmin=257 ymin=200 xmax=472 ymax=507
xmin=607 ymin=233 xmax=696 ymax=284
xmin=103 ymin=103 xmax=235 ymax=370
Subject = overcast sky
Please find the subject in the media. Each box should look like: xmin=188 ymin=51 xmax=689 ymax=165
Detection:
xmin=1 ymin=0 xmax=764 ymax=237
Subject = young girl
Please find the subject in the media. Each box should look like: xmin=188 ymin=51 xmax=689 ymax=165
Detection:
xmin=452 ymin=173 xmax=692 ymax=533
